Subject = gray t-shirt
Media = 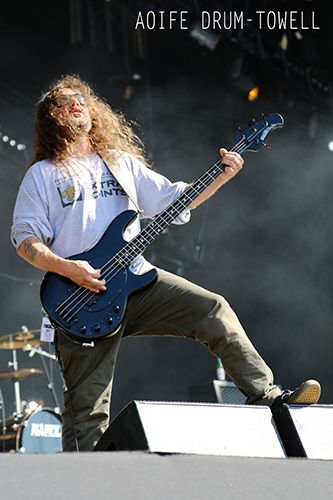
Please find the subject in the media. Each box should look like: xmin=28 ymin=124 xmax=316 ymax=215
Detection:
xmin=11 ymin=153 xmax=191 ymax=274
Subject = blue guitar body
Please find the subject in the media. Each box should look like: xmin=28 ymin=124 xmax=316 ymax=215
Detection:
xmin=40 ymin=210 xmax=157 ymax=342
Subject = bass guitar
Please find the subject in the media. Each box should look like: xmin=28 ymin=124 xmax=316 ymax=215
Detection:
xmin=40 ymin=113 xmax=284 ymax=342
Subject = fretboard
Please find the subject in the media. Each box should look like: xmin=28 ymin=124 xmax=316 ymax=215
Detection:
xmin=110 ymin=112 xmax=283 ymax=268
xmin=114 ymin=158 xmax=225 ymax=267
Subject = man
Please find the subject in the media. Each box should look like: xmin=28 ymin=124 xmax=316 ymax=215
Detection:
xmin=11 ymin=75 xmax=321 ymax=452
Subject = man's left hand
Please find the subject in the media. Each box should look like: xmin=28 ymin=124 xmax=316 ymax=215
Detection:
xmin=219 ymin=148 xmax=244 ymax=182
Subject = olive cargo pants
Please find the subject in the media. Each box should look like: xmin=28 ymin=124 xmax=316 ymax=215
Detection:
xmin=56 ymin=268 xmax=282 ymax=451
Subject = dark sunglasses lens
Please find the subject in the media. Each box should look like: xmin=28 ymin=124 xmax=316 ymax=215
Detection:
xmin=57 ymin=94 xmax=86 ymax=107
xmin=76 ymin=94 xmax=86 ymax=105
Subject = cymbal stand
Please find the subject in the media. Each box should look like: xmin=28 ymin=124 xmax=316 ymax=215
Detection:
xmin=7 ymin=341 xmax=23 ymax=417
xmin=22 ymin=344 xmax=61 ymax=409
xmin=0 ymin=387 xmax=6 ymax=452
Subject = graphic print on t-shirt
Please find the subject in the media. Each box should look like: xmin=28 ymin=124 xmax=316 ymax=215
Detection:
xmin=56 ymin=182 xmax=83 ymax=207
xmin=55 ymin=171 xmax=126 ymax=208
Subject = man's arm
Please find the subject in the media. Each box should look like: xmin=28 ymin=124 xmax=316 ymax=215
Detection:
xmin=190 ymin=148 xmax=244 ymax=209
xmin=18 ymin=237 xmax=106 ymax=293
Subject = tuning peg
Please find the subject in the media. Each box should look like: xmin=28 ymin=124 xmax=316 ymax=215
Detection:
xmin=237 ymin=126 xmax=242 ymax=131
xmin=261 ymin=113 xmax=265 ymax=118
xmin=263 ymin=142 xmax=271 ymax=149
xmin=248 ymin=118 xmax=256 ymax=126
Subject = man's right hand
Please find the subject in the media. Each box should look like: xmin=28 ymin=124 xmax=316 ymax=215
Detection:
xmin=62 ymin=260 xmax=107 ymax=293
xmin=18 ymin=237 xmax=106 ymax=293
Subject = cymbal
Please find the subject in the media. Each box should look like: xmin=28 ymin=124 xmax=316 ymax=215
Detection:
xmin=0 ymin=368 xmax=43 ymax=380
xmin=0 ymin=329 xmax=42 ymax=349
xmin=0 ymin=433 xmax=16 ymax=441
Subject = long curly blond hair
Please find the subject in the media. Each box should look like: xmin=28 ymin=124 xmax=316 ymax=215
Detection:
xmin=32 ymin=74 xmax=148 ymax=166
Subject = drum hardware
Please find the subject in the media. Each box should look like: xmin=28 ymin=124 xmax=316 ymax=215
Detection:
xmin=8 ymin=338 xmax=23 ymax=418
xmin=16 ymin=408 xmax=62 ymax=453
xmin=0 ymin=392 xmax=23 ymax=453
xmin=0 ymin=325 xmax=60 ymax=414
xmin=0 ymin=328 xmax=43 ymax=350
xmin=22 ymin=344 xmax=56 ymax=361
xmin=0 ymin=408 xmax=62 ymax=453
xmin=0 ymin=387 xmax=7 ymax=452
xmin=0 ymin=326 xmax=63 ymax=452
xmin=0 ymin=433 xmax=16 ymax=440
xmin=0 ymin=368 xmax=43 ymax=380
xmin=0 ymin=326 xmax=43 ymax=418
xmin=22 ymin=400 xmax=41 ymax=415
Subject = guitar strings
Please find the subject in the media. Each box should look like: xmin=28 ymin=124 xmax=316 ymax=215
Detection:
xmin=57 ymin=135 xmax=251 ymax=322
xmin=56 ymin=128 xmax=260 ymax=323
xmin=57 ymin=137 xmax=250 ymax=322
xmin=56 ymin=150 xmax=237 ymax=322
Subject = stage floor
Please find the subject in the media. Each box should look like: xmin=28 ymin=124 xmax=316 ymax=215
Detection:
xmin=1 ymin=451 xmax=333 ymax=500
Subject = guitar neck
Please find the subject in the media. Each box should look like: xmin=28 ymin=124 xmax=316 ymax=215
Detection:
xmin=114 ymin=158 xmax=226 ymax=267
xmin=102 ymin=112 xmax=284 ymax=269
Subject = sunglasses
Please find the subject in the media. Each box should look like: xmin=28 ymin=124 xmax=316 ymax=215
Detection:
xmin=55 ymin=93 xmax=87 ymax=108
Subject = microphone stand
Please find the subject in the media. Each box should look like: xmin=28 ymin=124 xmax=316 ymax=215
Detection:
xmin=22 ymin=344 xmax=60 ymax=410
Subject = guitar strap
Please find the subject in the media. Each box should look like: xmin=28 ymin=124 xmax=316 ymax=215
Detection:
xmin=101 ymin=155 xmax=143 ymax=216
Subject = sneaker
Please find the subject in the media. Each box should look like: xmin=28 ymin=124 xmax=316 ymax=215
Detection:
xmin=271 ymin=379 xmax=321 ymax=411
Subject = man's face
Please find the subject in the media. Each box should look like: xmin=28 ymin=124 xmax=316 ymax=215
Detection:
xmin=54 ymin=87 xmax=92 ymax=133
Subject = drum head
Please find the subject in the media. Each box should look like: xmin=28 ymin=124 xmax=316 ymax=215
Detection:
xmin=18 ymin=408 xmax=62 ymax=453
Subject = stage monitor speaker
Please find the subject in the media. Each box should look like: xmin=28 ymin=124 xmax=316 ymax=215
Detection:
xmin=94 ymin=400 xmax=286 ymax=458
xmin=213 ymin=379 xmax=246 ymax=405
xmin=188 ymin=379 xmax=246 ymax=405
xmin=272 ymin=404 xmax=333 ymax=459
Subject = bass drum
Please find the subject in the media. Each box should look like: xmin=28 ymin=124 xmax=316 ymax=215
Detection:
xmin=17 ymin=408 xmax=62 ymax=453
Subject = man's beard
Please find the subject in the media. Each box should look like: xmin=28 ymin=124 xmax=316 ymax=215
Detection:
xmin=68 ymin=115 xmax=91 ymax=134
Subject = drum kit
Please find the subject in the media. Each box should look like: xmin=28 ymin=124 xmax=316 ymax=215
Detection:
xmin=0 ymin=326 xmax=62 ymax=453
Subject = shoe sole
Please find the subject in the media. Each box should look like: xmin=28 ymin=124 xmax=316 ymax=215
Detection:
xmin=287 ymin=380 xmax=321 ymax=405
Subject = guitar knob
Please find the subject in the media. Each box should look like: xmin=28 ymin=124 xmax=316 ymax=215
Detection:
xmin=113 ymin=305 xmax=120 ymax=313
xmin=94 ymin=325 xmax=101 ymax=333
xmin=107 ymin=317 xmax=113 ymax=325
xmin=80 ymin=326 xmax=87 ymax=333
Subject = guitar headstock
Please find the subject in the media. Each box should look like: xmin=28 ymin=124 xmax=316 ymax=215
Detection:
xmin=234 ymin=113 xmax=284 ymax=153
